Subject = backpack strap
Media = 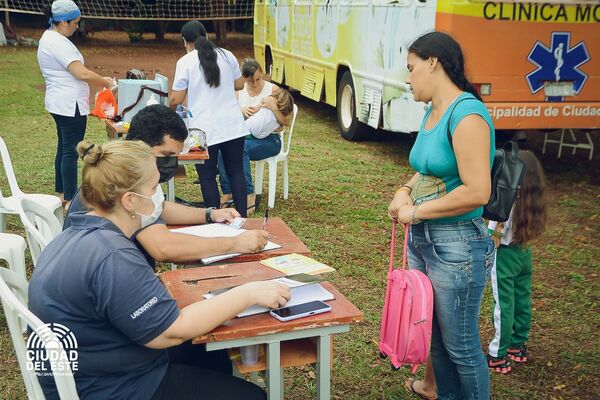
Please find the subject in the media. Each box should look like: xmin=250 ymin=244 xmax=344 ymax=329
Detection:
xmin=445 ymin=96 xmax=475 ymax=151
xmin=389 ymin=223 xmax=410 ymax=273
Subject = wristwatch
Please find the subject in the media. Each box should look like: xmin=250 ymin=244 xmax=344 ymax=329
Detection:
xmin=205 ymin=207 xmax=216 ymax=224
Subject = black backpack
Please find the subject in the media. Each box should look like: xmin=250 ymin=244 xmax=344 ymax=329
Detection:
xmin=446 ymin=99 xmax=526 ymax=222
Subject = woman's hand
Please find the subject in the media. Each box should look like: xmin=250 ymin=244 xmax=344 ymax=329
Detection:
xmin=241 ymin=105 xmax=260 ymax=118
xmin=241 ymin=281 xmax=291 ymax=309
xmin=396 ymin=204 xmax=416 ymax=224
xmin=261 ymin=96 xmax=277 ymax=112
xmin=388 ymin=189 xmax=413 ymax=221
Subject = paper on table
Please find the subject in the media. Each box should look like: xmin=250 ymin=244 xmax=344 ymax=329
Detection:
xmin=203 ymin=281 xmax=334 ymax=318
xmin=170 ymin=223 xmax=281 ymax=264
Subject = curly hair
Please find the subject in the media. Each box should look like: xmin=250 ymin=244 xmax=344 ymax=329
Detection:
xmin=126 ymin=104 xmax=188 ymax=146
xmin=512 ymin=150 xmax=547 ymax=245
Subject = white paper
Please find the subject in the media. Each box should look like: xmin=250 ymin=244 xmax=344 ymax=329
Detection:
xmin=203 ymin=283 xmax=334 ymax=318
xmin=170 ymin=223 xmax=281 ymax=264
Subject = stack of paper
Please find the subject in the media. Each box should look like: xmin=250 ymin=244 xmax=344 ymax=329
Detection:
xmin=204 ymin=277 xmax=334 ymax=318
xmin=260 ymin=253 xmax=335 ymax=275
xmin=170 ymin=223 xmax=281 ymax=264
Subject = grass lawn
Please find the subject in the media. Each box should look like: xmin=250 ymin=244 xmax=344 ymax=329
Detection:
xmin=1 ymin=45 xmax=599 ymax=399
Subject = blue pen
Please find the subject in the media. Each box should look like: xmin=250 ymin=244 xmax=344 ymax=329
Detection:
xmin=187 ymin=109 xmax=193 ymax=118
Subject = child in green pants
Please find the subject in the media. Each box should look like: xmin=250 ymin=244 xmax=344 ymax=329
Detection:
xmin=487 ymin=150 xmax=547 ymax=374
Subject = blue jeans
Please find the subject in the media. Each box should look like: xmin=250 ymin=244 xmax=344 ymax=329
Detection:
xmin=50 ymin=104 xmax=87 ymax=200
xmin=219 ymin=134 xmax=282 ymax=195
xmin=408 ymin=218 xmax=494 ymax=400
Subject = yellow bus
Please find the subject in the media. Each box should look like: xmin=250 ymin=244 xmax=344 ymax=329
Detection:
xmin=253 ymin=0 xmax=600 ymax=141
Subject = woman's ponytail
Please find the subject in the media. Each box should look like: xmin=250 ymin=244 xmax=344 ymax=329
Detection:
xmin=195 ymin=36 xmax=221 ymax=88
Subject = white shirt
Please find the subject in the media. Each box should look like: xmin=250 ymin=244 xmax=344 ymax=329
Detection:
xmin=246 ymin=108 xmax=280 ymax=139
xmin=238 ymin=80 xmax=274 ymax=108
xmin=488 ymin=212 xmax=514 ymax=246
xmin=37 ymin=29 xmax=90 ymax=116
xmin=173 ymin=49 xmax=248 ymax=146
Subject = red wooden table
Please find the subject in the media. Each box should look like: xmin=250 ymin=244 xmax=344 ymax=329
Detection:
xmin=159 ymin=263 xmax=363 ymax=399
xmin=172 ymin=217 xmax=311 ymax=266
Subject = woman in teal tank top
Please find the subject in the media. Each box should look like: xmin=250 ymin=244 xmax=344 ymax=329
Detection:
xmin=387 ymin=32 xmax=495 ymax=400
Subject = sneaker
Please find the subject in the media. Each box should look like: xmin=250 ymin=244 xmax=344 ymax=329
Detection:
xmin=487 ymin=354 xmax=511 ymax=374
xmin=508 ymin=345 xmax=528 ymax=363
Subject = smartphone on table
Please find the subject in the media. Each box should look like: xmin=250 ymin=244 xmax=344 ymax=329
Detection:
xmin=270 ymin=300 xmax=332 ymax=322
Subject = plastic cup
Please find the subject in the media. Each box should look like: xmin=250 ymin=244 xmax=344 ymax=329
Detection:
xmin=240 ymin=344 xmax=260 ymax=365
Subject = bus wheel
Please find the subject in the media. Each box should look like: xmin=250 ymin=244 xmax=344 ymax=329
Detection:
xmin=337 ymin=71 xmax=368 ymax=141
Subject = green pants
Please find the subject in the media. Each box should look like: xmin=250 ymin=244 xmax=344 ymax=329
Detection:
xmin=488 ymin=244 xmax=532 ymax=358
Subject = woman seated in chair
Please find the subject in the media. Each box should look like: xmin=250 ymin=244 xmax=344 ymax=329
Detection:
xmin=28 ymin=139 xmax=291 ymax=400
xmin=218 ymin=87 xmax=294 ymax=213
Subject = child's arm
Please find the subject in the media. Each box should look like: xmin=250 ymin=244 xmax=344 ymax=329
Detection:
xmin=261 ymin=96 xmax=291 ymax=127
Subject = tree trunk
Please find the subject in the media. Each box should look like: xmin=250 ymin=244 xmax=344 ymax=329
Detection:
xmin=215 ymin=20 xmax=227 ymax=46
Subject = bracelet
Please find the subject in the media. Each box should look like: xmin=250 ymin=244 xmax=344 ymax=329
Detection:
xmin=205 ymin=207 xmax=216 ymax=224
xmin=410 ymin=204 xmax=422 ymax=225
xmin=397 ymin=185 xmax=412 ymax=193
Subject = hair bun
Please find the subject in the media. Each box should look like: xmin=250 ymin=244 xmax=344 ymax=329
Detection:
xmin=77 ymin=140 xmax=103 ymax=165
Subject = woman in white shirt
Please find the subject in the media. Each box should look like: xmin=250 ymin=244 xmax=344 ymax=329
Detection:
xmin=38 ymin=0 xmax=115 ymax=208
xmin=169 ymin=21 xmax=249 ymax=216
xmin=219 ymin=59 xmax=292 ymax=211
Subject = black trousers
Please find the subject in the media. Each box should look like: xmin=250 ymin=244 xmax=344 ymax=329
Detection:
xmin=151 ymin=363 xmax=266 ymax=400
xmin=196 ymin=136 xmax=247 ymax=217
xmin=50 ymin=104 xmax=87 ymax=200
xmin=167 ymin=340 xmax=232 ymax=375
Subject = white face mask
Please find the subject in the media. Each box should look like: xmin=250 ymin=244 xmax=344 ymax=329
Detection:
xmin=133 ymin=185 xmax=164 ymax=229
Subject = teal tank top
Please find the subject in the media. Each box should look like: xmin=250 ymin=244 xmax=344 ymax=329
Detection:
xmin=408 ymin=92 xmax=495 ymax=223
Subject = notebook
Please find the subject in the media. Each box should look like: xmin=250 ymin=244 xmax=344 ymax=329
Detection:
xmin=260 ymin=253 xmax=335 ymax=275
xmin=170 ymin=222 xmax=281 ymax=264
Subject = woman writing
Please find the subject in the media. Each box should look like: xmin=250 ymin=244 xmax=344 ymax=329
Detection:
xmin=169 ymin=21 xmax=249 ymax=216
xmin=29 ymin=140 xmax=290 ymax=399
xmin=38 ymin=0 xmax=115 ymax=210
xmin=388 ymin=32 xmax=495 ymax=400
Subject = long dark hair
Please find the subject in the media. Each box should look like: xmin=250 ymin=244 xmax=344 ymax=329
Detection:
xmin=512 ymin=150 xmax=547 ymax=245
xmin=409 ymin=32 xmax=481 ymax=101
xmin=181 ymin=20 xmax=222 ymax=88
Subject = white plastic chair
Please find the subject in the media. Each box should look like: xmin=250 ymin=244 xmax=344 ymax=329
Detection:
xmin=18 ymin=198 xmax=62 ymax=267
xmin=0 ymin=137 xmax=64 ymax=232
xmin=0 ymin=232 xmax=27 ymax=282
xmin=0 ymin=268 xmax=79 ymax=400
xmin=254 ymin=104 xmax=298 ymax=209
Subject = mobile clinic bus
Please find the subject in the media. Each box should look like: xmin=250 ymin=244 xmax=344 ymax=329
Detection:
xmin=253 ymin=0 xmax=600 ymax=141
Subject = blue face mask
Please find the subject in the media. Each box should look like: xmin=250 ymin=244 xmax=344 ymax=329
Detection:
xmin=132 ymin=185 xmax=164 ymax=229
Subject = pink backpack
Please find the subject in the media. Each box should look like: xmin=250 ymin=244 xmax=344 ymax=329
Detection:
xmin=379 ymin=223 xmax=434 ymax=373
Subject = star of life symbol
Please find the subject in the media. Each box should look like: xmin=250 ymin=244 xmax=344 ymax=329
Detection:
xmin=526 ymin=32 xmax=590 ymax=100
xmin=26 ymin=323 xmax=79 ymax=376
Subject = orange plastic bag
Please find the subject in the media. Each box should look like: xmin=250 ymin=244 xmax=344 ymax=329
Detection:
xmin=90 ymin=88 xmax=117 ymax=119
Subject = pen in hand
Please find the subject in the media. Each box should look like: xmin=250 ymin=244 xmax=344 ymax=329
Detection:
xmin=262 ymin=207 xmax=269 ymax=230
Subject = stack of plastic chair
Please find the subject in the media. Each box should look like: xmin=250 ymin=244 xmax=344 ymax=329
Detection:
xmin=18 ymin=198 xmax=62 ymax=267
xmin=0 ymin=137 xmax=63 ymax=233
xmin=0 ymin=267 xmax=79 ymax=399
xmin=254 ymin=104 xmax=299 ymax=209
